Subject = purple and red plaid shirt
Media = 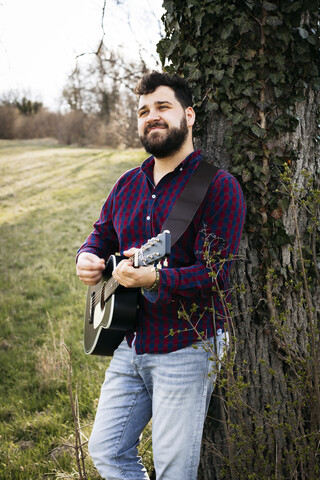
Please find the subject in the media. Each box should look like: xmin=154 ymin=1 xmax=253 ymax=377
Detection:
xmin=77 ymin=150 xmax=246 ymax=354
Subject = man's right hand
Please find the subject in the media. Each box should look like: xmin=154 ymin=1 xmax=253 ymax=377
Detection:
xmin=76 ymin=252 xmax=106 ymax=286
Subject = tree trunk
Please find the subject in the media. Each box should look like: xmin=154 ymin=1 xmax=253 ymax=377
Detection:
xmin=198 ymin=90 xmax=320 ymax=479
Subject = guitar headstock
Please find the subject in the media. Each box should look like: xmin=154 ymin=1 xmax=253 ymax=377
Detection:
xmin=136 ymin=231 xmax=171 ymax=267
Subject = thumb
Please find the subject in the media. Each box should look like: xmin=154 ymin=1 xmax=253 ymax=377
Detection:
xmin=123 ymin=247 xmax=138 ymax=257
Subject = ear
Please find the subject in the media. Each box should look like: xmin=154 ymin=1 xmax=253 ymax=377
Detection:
xmin=186 ymin=106 xmax=196 ymax=127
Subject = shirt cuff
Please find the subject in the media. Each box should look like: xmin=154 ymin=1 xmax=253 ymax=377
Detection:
xmin=141 ymin=288 xmax=159 ymax=302
xmin=142 ymin=268 xmax=179 ymax=304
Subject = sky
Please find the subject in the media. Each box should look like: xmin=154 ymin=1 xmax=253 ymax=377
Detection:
xmin=0 ymin=0 xmax=164 ymax=110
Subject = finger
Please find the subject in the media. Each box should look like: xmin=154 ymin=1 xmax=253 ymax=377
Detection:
xmin=77 ymin=264 xmax=104 ymax=280
xmin=123 ymin=248 xmax=138 ymax=257
xmin=87 ymin=257 xmax=105 ymax=269
xmin=78 ymin=270 xmax=103 ymax=285
xmin=83 ymin=260 xmax=105 ymax=273
xmin=78 ymin=253 xmax=105 ymax=268
xmin=114 ymin=258 xmax=133 ymax=273
xmin=112 ymin=261 xmax=133 ymax=286
xmin=81 ymin=278 xmax=101 ymax=286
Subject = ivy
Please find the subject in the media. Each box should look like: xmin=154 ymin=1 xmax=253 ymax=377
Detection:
xmin=157 ymin=1 xmax=320 ymax=260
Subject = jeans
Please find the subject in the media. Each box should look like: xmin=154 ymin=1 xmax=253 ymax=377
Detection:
xmin=89 ymin=332 xmax=228 ymax=480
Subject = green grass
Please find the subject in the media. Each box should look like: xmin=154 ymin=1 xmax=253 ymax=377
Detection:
xmin=0 ymin=139 xmax=152 ymax=479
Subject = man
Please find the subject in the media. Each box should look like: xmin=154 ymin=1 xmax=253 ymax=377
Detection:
xmin=76 ymin=71 xmax=246 ymax=479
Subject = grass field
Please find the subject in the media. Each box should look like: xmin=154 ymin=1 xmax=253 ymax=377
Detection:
xmin=0 ymin=139 xmax=152 ymax=479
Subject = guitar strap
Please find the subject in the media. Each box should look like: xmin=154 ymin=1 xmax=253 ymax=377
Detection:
xmin=161 ymin=161 xmax=219 ymax=246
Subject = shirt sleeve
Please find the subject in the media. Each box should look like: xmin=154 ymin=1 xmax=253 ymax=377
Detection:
xmin=76 ymin=186 xmax=119 ymax=262
xmin=146 ymin=172 xmax=246 ymax=305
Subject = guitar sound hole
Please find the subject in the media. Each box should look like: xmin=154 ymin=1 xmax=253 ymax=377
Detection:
xmin=89 ymin=291 xmax=95 ymax=324
xmin=101 ymin=283 xmax=106 ymax=310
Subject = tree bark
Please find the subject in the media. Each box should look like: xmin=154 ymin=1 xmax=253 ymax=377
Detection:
xmin=198 ymin=90 xmax=320 ymax=480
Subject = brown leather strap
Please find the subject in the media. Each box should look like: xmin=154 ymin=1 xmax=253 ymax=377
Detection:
xmin=161 ymin=161 xmax=218 ymax=246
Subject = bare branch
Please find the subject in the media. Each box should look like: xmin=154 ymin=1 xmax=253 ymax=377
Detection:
xmin=76 ymin=0 xmax=106 ymax=59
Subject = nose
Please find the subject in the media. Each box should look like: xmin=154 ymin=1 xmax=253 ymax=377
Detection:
xmin=146 ymin=108 xmax=161 ymax=124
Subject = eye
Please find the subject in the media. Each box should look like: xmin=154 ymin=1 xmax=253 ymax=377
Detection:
xmin=138 ymin=110 xmax=148 ymax=118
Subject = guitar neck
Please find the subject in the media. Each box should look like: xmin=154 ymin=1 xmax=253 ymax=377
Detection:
xmin=101 ymin=237 xmax=169 ymax=303
xmin=103 ymin=276 xmax=119 ymax=302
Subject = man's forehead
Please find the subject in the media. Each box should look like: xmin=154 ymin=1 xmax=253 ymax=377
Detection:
xmin=138 ymin=86 xmax=177 ymax=108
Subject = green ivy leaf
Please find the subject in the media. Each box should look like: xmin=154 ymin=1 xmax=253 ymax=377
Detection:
xmin=232 ymin=112 xmax=244 ymax=125
xmin=183 ymin=44 xmax=198 ymax=57
xmin=157 ymin=39 xmax=172 ymax=64
xmin=221 ymin=22 xmax=234 ymax=40
xmin=251 ymin=124 xmax=267 ymax=139
xmin=262 ymin=2 xmax=278 ymax=11
xmin=234 ymin=13 xmax=254 ymax=34
xmin=298 ymin=27 xmax=309 ymax=39
xmin=277 ymin=30 xmax=292 ymax=46
xmin=256 ymin=100 xmax=269 ymax=112
xmin=243 ymin=70 xmax=256 ymax=82
xmin=246 ymin=151 xmax=256 ymax=161
xmin=163 ymin=0 xmax=174 ymax=14
xmin=194 ymin=10 xmax=205 ymax=21
xmin=274 ymin=86 xmax=283 ymax=98
xmin=213 ymin=69 xmax=225 ymax=82
xmin=269 ymin=72 xmax=285 ymax=85
xmin=242 ymin=169 xmax=252 ymax=183
xmin=242 ymin=86 xmax=253 ymax=96
xmin=306 ymin=34 xmax=317 ymax=46
xmin=234 ymin=98 xmax=249 ymax=110
xmin=221 ymin=101 xmax=233 ymax=116
xmin=278 ymin=198 xmax=290 ymax=211
xmin=205 ymin=101 xmax=219 ymax=112
xmin=252 ymin=163 xmax=264 ymax=177
xmin=245 ymin=0 xmax=255 ymax=9
xmin=274 ymin=228 xmax=291 ymax=246
xmin=260 ymin=227 xmax=271 ymax=242
xmin=266 ymin=16 xmax=283 ymax=27
xmin=189 ymin=68 xmax=202 ymax=81
xmin=287 ymin=2 xmax=302 ymax=13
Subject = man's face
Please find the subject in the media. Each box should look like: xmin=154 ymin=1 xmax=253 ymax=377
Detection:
xmin=137 ymin=86 xmax=189 ymax=158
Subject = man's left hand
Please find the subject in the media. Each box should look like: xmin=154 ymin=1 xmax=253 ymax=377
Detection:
xmin=112 ymin=248 xmax=157 ymax=288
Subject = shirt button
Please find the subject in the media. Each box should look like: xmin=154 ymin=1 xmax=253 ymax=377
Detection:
xmin=180 ymin=167 xmax=183 ymax=171
xmin=146 ymin=216 xmax=150 ymax=221
xmin=152 ymin=194 xmax=156 ymax=199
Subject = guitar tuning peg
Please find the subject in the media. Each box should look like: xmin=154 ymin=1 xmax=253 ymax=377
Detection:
xmin=163 ymin=258 xmax=168 ymax=267
xmin=157 ymin=262 xmax=162 ymax=269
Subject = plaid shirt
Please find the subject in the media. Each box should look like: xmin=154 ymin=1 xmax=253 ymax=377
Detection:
xmin=77 ymin=150 xmax=246 ymax=354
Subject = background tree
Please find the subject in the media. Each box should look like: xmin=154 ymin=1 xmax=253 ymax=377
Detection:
xmin=15 ymin=97 xmax=43 ymax=116
xmin=61 ymin=46 xmax=147 ymax=147
xmin=158 ymin=1 xmax=320 ymax=479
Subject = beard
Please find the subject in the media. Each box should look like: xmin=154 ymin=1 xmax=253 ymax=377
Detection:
xmin=139 ymin=115 xmax=189 ymax=158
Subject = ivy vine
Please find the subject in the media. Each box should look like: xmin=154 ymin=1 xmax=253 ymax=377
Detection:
xmin=157 ymin=0 xmax=320 ymax=265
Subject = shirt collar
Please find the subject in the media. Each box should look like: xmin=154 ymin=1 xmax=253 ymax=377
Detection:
xmin=140 ymin=149 xmax=203 ymax=180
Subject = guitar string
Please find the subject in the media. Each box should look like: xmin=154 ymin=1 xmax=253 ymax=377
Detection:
xmin=90 ymin=276 xmax=119 ymax=309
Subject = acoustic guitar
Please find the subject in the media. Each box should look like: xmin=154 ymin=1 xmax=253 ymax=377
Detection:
xmin=84 ymin=231 xmax=171 ymax=355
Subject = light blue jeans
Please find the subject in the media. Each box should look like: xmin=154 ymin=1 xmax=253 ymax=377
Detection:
xmin=89 ymin=332 xmax=228 ymax=480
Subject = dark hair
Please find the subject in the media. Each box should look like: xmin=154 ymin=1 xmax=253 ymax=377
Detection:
xmin=135 ymin=71 xmax=193 ymax=109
